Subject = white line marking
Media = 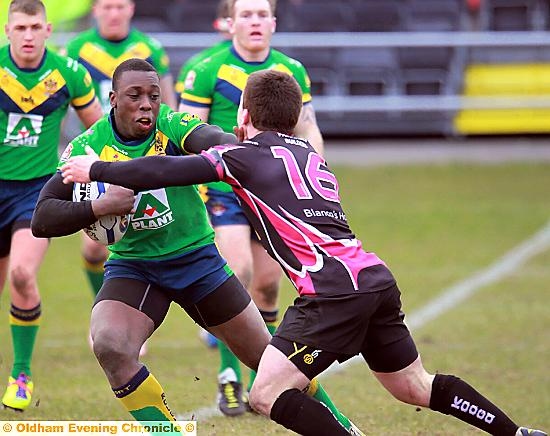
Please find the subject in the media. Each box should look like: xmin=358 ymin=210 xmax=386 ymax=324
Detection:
xmin=177 ymin=220 xmax=550 ymax=420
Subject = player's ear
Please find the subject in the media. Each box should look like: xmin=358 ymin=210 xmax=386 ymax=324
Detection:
xmin=109 ymin=90 xmax=117 ymax=108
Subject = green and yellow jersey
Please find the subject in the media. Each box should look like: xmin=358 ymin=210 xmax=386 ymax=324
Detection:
xmin=0 ymin=45 xmax=95 ymax=181
xmin=66 ymin=28 xmax=170 ymax=113
xmin=58 ymin=104 xmax=214 ymax=260
xmin=174 ymin=39 xmax=232 ymax=98
xmin=180 ymin=45 xmax=312 ymax=192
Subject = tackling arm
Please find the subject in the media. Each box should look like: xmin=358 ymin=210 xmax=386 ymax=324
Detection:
xmin=89 ymin=154 xmax=220 ymax=191
xmin=294 ymin=104 xmax=324 ymax=156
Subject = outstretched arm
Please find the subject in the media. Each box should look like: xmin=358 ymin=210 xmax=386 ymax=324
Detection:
xmin=61 ymin=150 xmax=221 ymax=191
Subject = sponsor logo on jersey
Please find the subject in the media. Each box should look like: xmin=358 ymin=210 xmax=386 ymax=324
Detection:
xmin=43 ymin=78 xmax=58 ymax=96
xmin=131 ymin=189 xmax=174 ymax=230
xmin=5 ymin=113 xmax=43 ymax=147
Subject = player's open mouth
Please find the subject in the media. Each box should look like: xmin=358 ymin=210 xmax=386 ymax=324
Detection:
xmin=136 ymin=118 xmax=152 ymax=128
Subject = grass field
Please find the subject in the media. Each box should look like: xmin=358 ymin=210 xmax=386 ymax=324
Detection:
xmin=1 ymin=161 xmax=549 ymax=435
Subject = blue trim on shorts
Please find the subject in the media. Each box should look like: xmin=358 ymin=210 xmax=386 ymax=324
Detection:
xmin=0 ymin=175 xmax=52 ymax=231
xmin=204 ymin=188 xmax=250 ymax=227
xmin=103 ymin=243 xmax=233 ymax=306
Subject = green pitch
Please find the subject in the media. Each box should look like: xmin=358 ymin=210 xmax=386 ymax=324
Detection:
xmin=1 ymin=162 xmax=549 ymax=434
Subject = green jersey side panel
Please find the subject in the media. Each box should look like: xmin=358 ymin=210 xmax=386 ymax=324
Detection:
xmin=66 ymin=28 xmax=170 ymax=112
xmin=0 ymin=46 xmax=96 ymax=180
xmin=181 ymin=46 xmax=312 ymax=192
xmin=59 ymin=104 xmax=214 ymax=260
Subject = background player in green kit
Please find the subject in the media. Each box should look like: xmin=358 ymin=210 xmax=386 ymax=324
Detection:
xmin=31 ymin=59 xmax=356 ymax=431
xmin=0 ymin=0 xmax=102 ymax=411
xmin=174 ymin=0 xmax=232 ymax=104
xmin=179 ymin=0 xmax=325 ymax=416
xmin=66 ymin=0 xmax=177 ymax=320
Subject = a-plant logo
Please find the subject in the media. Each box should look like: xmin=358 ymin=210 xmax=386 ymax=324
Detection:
xmin=5 ymin=113 xmax=43 ymax=147
xmin=131 ymin=189 xmax=174 ymax=230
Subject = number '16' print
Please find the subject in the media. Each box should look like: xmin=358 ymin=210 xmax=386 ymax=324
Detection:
xmin=271 ymin=146 xmax=340 ymax=202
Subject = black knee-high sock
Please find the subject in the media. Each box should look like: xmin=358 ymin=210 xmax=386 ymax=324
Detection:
xmin=430 ymin=374 xmax=519 ymax=435
xmin=270 ymin=388 xmax=349 ymax=435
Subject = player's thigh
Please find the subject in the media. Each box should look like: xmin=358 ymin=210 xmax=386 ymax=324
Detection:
xmin=250 ymin=239 xmax=282 ymax=308
xmin=81 ymin=232 xmax=109 ymax=261
xmin=361 ymin=285 xmax=418 ymax=374
xmin=94 ymin=277 xmax=170 ymax=340
xmin=214 ymin=224 xmax=253 ymax=285
xmin=250 ymin=343 xmax=313 ymax=413
xmin=195 ymin=275 xmax=270 ymax=370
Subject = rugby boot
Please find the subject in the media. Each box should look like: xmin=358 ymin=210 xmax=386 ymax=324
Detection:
xmin=516 ymin=428 xmax=547 ymax=436
xmin=2 ymin=373 xmax=34 ymax=411
xmin=217 ymin=381 xmax=247 ymax=416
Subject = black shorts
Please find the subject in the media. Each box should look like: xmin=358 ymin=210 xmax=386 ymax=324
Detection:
xmin=272 ymin=284 xmax=418 ymax=377
xmin=95 ymin=274 xmax=251 ymax=331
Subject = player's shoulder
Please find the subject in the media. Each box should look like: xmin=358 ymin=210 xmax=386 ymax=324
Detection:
xmin=193 ymin=45 xmax=232 ymax=73
xmin=271 ymin=48 xmax=305 ymax=69
xmin=66 ymin=28 xmax=96 ymax=50
xmin=0 ymin=44 xmax=10 ymax=64
xmin=129 ymin=27 xmax=164 ymax=50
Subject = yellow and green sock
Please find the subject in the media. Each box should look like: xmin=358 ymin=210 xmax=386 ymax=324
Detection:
xmin=9 ymin=303 xmax=41 ymax=379
xmin=114 ymin=366 xmax=175 ymax=422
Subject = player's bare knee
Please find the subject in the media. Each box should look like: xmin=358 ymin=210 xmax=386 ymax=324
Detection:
xmin=10 ymin=265 xmax=35 ymax=296
xmin=93 ymin=329 xmax=133 ymax=368
xmin=263 ymin=281 xmax=279 ymax=304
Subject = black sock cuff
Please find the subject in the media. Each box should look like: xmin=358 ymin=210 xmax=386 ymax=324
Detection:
xmin=429 ymin=373 xmax=460 ymax=413
xmin=113 ymin=366 xmax=149 ymax=398
xmin=259 ymin=309 xmax=279 ymax=323
xmin=10 ymin=303 xmax=41 ymax=321
xmin=270 ymin=388 xmax=304 ymax=423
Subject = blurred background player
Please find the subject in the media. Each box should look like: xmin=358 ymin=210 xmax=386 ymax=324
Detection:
xmin=179 ymin=0 xmax=324 ymax=417
xmin=174 ymin=0 xmax=232 ymax=105
xmin=0 ymin=0 xmax=102 ymax=411
xmin=65 ymin=0 xmax=176 ymax=356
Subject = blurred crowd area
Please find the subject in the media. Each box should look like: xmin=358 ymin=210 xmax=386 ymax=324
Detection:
xmin=7 ymin=0 xmax=549 ymax=137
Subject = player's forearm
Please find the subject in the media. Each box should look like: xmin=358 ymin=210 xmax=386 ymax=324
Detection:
xmin=90 ymin=155 xmax=219 ymax=190
xmin=184 ymin=124 xmax=237 ymax=154
xmin=32 ymin=173 xmax=97 ymax=237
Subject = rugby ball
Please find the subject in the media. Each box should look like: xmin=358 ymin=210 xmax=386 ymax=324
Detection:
xmin=72 ymin=181 xmax=129 ymax=245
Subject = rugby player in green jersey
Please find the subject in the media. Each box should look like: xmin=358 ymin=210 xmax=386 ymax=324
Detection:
xmin=174 ymin=0 xmax=232 ymax=104
xmin=66 ymin=0 xmax=177 ymax=355
xmin=0 ymin=0 xmax=103 ymax=411
xmin=31 ymin=58 xmax=356 ymax=432
xmin=179 ymin=0 xmax=327 ymax=418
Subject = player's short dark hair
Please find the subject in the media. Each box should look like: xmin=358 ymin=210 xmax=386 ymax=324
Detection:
xmin=112 ymin=58 xmax=158 ymax=90
xmin=243 ymin=70 xmax=302 ymax=135
xmin=228 ymin=0 xmax=276 ymax=16
xmin=8 ymin=0 xmax=46 ymax=17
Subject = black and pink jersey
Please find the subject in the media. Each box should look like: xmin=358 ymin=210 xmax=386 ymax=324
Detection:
xmin=202 ymin=132 xmax=395 ymax=297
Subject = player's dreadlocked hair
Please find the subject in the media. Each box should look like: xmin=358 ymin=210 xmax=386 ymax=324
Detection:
xmin=112 ymin=58 xmax=158 ymax=90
